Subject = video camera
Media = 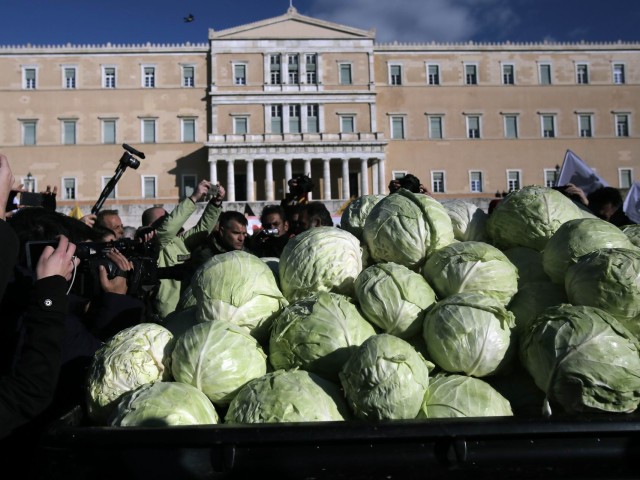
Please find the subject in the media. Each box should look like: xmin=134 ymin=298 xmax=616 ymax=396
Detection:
xmin=26 ymin=238 xmax=159 ymax=299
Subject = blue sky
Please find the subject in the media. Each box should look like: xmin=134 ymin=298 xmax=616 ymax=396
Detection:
xmin=0 ymin=0 xmax=638 ymax=46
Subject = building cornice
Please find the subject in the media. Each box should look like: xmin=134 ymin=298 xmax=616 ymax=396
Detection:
xmin=0 ymin=42 xmax=208 ymax=54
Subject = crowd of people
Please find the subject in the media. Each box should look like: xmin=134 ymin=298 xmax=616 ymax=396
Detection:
xmin=0 ymin=148 xmax=635 ymax=475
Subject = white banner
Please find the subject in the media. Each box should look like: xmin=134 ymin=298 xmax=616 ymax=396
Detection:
xmin=623 ymin=181 xmax=640 ymax=224
xmin=556 ymin=149 xmax=608 ymax=195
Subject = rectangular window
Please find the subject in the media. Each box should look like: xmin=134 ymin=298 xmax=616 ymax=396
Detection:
xmin=289 ymin=105 xmax=301 ymax=133
xmin=340 ymin=115 xmax=355 ymax=134
xmin=143 ymin=66 xmax=156 ymax=88
xmin=390 ymin=64 xmax=402 ymax=85
xmin=102 ymin=176 xmax=116 ymax=199
xmin=432 ymin=171 xmax=445 ymax=193
xmin=22 ymin=120 xmax=37 ymax=145
xmin=307 ymin=104 xmax=319 ymax=133
xmin=270 ymin=105 xmax=283 ymax=134
xmin=142 ymin=176 xmax=156 ymax=199
xmin=182 ymin=118 xmax=196 ymax=142
xmin=465 ymin=64 xmax=477 ymax=85
xmin=542 ymin=115 xmax=556 ymax=138
xmin=339 ymin=63 xmax=352 ymax=85
xmin=616 ymin=114 xmax=629 ymax=137
xmin=63 ymin=120 xmax=77 ymax=145
xmin=507 ymin=170 xmax=521 ymax=192
xmin=576 ymin=63 xmax=589 ymax=84
xmin=502 ymin=64 xmax=515 ymax=85
xmin=539 ymin=63 xmax=552 ymax=85
xmin=467 ymin=115 xmax=481 ymax=139
xmin=305 ymin=54 xmax=317 ymax=84
xmin=103 ymin=67 xmax=116 ymax=88
xmin=428 ymin=116 xmax=443 ymax=139
xmin=613 ymin=63 xmax=626 ymax=85
xmin=182 ymin=65 xmax=195 ymax=87
xmin=233 ymin=117 xmax=248 ymax=135
xmin=24 ymin=67 xmax=36 ymax=89
xmin=544 ymin=169 xmax=557 ymax=188
xmin=142 ymin=119 xmax=156 ymax=143
xmin=579 ymin=114 xmax=592 ymax=137
xmin=391 ymin=116 xmax=405 ymax=139
xmin=470 ymin=171 xmax=483 ymax=193
xmin=234 ymin=64 xmax=246 ymax=85
xmin=270 ymin=55 xmax=281 ymax=84
xmin=64 ymin=67 xmax=76 ymax=89
xmin=62 ymin=177 xmax=76 ymax=200
xmin=102 ymin=119 xmax=116 ymax=144
xmin=427 ymin=64 xmax=440 ymax=85
xmin=182 ymin=174 xmax=197 ymax=199
xmin=504 ymin=115 xmax=518 ymax=139
xmin=288 ymin=54 xmax=299 ymax=84
xmin=620 ymin=169 xmax=633 ymax=189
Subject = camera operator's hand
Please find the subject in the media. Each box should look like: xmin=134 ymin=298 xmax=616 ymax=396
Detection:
xmin=189 ymin=179 xmax=213 ymax=203
xmin=36 ymin=235 xmax=78 ymax=282
xmin=98 ymin=249 xmax=133 ymax=295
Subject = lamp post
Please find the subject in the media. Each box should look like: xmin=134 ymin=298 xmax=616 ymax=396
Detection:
xmin=25 ymin=172 xmax=34 ymax=192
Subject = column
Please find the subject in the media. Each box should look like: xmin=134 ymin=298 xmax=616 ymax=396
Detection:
xmin=208 ymin=156 xmax=218 ymax=185
xmin=246 ymin=159 xmax=255 ymax=202
xmin=323 ymin=157 xmax=331 ymax=200
xmin=284 ymin=158 xmax=293 ymax=183
xmin=341 ymin=158 xmax=350 ymax=200
xmin=377 ymin=157 xmax=386 ymax=194
xmin=265 ymin=158 xmax=275 ymax=201
xmin=360 ymin=158 xmax=369 ymax=196
xmin=371 ymin=160 xmax=379 ymax=195
xmin=226 ymin=158 xmax=236 ymax=202
xmin=304 ymin=158 xmax=312 ymax=200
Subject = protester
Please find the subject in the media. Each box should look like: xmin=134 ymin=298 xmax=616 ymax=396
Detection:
xmin=388 ymin=173 xmax=426 ymax=194
xmin=281 ymin=174 xmax=314 ymax=229
xmin=143 ymin=180 xmax=225 ymax=319
xmin=587 ymin=186 xmax=635 ymax=227
xmin=297 ymin=201 xmax=334 ymax=231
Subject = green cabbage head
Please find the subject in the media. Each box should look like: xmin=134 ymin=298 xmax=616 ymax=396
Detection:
xmin=339 ymin=333 xmax=433 ymax=420
xmin=486 ymin=185 xmax=583 ymax=251
xmin=421 ymin=241 xmax=518 ymax=306
xmin=363 ymin=189 xmax=454 ymax=270
xmin=622 ymin=224 xmax=640 ymax=248
xmin=423 ymin=292 xmax=515 ymax=377
xmin=109 ymin=382 xmax=219 ymax=427
xmin=86 ymin=323 xmax=175 ymax=424
xmin=542 ymin=217 xmax=636 ymax=285
xmin=190 ymin=250 xmax=288 ymax=345
xmin=279 ymin=226 xmax=363 ymax=302
xmin=418 ymin=373 xmax=513 ymax=418
xmin=171 ymin=320 xmax=267 ymax=406
xmin=508 ymin=281 xmax=568 ymax=337
xmin=441 ymin=199 xmax=489 ymax=242
xmin=355 ymin=262 xmax=437 ymax=338
xmin=269 ymin=292 xmax=376 ymax=381
xmin=565 ymin=247 xmax=640 ymax=338
xmin=225 ymin=369 xmax=350 ymax=423
xmin=503 ymin=246 xmax=550 ymax=286
xmin=520 ymin=304 xmax=640 ymax=414
xmin=340 ymin=194 xmax=386 ymax=240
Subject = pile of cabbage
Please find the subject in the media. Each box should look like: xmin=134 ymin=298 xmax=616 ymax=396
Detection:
xmin=84 ymin=186 xmax=640 ymax=427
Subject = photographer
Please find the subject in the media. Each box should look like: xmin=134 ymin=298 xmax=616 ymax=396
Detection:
xmin=143 ymin=179 xmax=225 ymax=319
xmin=281 ymin=174 xmax=314 ymax=232
xmin=249 ymin=204 xmax=292 ymax=258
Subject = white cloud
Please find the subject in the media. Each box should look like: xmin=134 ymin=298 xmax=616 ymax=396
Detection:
xmin=307 ymin=0 xmax=519 ymax=43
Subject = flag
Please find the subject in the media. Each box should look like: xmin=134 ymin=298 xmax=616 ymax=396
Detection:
xmin=556 ymin=149 xmax=608 ymax=195
xmin=623 ymin=181 xmax=640 ymax=224
xmin=68 ymin=204 xmax=84 ymax=219
xmin=243 ymin=203 xmax=255 ymax=217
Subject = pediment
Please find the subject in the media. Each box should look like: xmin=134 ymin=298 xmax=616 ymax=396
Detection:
xmin=209 ymin=7 xmax=374 ymax=40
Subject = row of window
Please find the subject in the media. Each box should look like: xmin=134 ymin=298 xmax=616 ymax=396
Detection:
xmin=390 ymin=112 xmax=631 ymax=140
xmin=20 ymin=55 xmax=628 ymax=90
xmin=393 ymin=167 xmax=635 ymax=195
xmin=22 ymin=64 xmax=196 ymax=90
xmin=20 ymin=117 xmax=198 ymax=145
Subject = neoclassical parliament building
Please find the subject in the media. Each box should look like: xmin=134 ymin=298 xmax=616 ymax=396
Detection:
xmin=0 ymin=6 xmax=638 ymax=216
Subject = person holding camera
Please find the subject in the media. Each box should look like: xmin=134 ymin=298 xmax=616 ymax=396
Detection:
xmin=142 ymin=179 xmax=225 ymax=319
xmin=249 ymin=204 xmax=292 ymax=258
xmin=281 ymin=174 xmax=314 ymax=233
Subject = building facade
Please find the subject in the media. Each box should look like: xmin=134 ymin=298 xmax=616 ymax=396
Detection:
xmin=0 ymin=6 xmax=638 ymax=221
